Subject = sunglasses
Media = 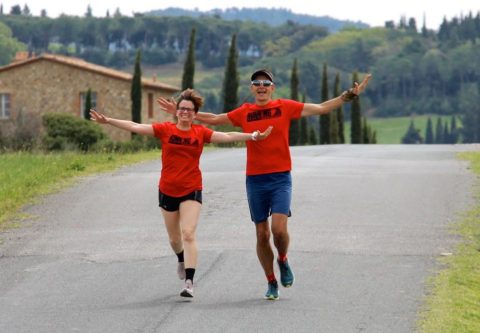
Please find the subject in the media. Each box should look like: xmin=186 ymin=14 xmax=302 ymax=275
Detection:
xmin=251 ymin=80 xmax=274 ymax=87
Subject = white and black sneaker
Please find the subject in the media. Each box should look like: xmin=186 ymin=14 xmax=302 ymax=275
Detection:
xmin=180 ymin=279 xmax=194 ymax=298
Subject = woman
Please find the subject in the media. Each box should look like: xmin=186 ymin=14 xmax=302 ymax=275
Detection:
xmin=90 ymin=89 xmax=272 ymax=298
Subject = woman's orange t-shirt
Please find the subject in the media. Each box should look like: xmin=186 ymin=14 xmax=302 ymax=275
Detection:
xmin=152 ymin=122 xmax=213 ymax=197
xmin=227 ymin=99 xmax=303 ymax=176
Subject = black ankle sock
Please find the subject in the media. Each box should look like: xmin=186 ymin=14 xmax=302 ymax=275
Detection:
xmin=185 ymin=268 xmax=195 ymax=282
xmin=176 ymin=250 xmax=184 ymax=263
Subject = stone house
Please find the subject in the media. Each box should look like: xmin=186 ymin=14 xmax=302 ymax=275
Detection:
xmin=0 ymin=52 xmax=179 ymax=141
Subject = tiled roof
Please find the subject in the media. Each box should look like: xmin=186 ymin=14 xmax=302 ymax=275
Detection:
xmin=0 ymin=53 xmax=179 ymax=92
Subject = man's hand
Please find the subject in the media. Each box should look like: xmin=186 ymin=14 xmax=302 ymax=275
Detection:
xmin=157 ymin=97 xmax=177 ymax=115
xmin=354 ymin=74 xmax=372 ymax=95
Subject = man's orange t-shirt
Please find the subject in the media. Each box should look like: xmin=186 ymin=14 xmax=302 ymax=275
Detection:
xmin=227 ymin=99 xmax=303 ymax=176
xmin=152 ymin=122 xmax=213 ymax=197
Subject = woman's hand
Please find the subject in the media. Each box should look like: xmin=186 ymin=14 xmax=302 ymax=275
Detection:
xmin=89 ymin=109 xmax=109 ymax=124
xmin=253 ymin=126 xmax=273 ymax=141
xmin=157 ymin=97 xmax=177 ymax=115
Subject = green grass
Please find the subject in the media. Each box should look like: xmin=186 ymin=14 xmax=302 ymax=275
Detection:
xmin=0 ymin=151 xmax=159 ymax=230
xmin=417 ymin=151 xmax=480 ymax=333
xmin=344 ymin=115 xmax=454 ymax=144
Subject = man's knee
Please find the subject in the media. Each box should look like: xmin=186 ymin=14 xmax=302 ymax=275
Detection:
xmin=256 ymin=223 xmax=271 ymax=244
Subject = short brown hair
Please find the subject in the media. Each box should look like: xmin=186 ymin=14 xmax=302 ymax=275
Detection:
xmin=176 ymin=89 xmax=204 ymax=112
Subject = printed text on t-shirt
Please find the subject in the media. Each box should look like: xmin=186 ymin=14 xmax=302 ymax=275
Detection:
xmin=168 ymin=135 xmax=199 ymax=147
xmin=246 ymin=108 xmax=282 ymax=122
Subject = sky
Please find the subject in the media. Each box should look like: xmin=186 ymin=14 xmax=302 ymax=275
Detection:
xmin=1 ymin=0 xmax=478 ymax=30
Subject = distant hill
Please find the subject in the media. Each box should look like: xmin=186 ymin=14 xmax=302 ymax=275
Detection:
xmin=145 ymin=7 xmax=369 ymax=32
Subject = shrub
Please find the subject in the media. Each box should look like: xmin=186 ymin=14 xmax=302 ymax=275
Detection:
xmin=42 ymin=113 xmax=106 ymax=151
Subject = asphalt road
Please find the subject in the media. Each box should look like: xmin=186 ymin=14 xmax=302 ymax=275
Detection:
xmin=0 ymin=144 xmax=477 ymax=333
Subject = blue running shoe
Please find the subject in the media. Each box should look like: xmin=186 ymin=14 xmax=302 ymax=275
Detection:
xmin=264 ymin=281 xmax=279 ymax=300
xmin=278 ymin=259 xmax=295 ymax=287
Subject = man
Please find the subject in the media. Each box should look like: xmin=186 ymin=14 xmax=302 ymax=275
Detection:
xmin=158 ymin=69 xmax=371 ymax=300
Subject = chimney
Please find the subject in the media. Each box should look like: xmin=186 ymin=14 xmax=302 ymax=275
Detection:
xmin=13 ymin=51 xmax=30 ymax=63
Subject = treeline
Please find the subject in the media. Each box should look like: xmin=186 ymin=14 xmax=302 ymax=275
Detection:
xmin=0 ymin=8 xmax=328 ymax=69
xmin=147 ymin=7 xmax=368 ymax=32
xmin=402 ymin=116 xmax=462 ymax=144
xmin=0 ymin=4 xmax=479 ymax=135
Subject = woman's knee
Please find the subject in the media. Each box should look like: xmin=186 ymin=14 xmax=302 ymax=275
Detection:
xmin=182 ymin=229 xmax=196 ymax=243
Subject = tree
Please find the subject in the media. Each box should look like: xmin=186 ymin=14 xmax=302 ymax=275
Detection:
xmin=222 ymin=34 xmax=238 ymax=113
xmin=402 ymin=120 xmax=423 ymax=144
xmin=22 ymin=4 xmax=31 ymax=16
xmin=298 ymin=93 xmax=309 ymax=146
xmin=182 ymin=27 xmax=196 ymax=90
xmin=9 ymin=5 xmax=21 ymax=15
xmin=299 ymin=117 xmax=308 ymax=145
xmin=319 ymin=63 xmax=330 ymax=144
xmin=362 ymin=118 xmax=369 ymax=143
xmin=461 ymin=83 xmax=480 ymax=143
xmin=442 ymin=122 xmax=450 ymax=144
xmin=85 ymin=5 xmax=93 ymax=18
xmin=350 ymin=72 xmax=362 ymax=144
xmin=289 ymin=58 xmax=300 ymax=146
xmin=425 ymin=117 xmax=434 ymax=144
xmin=329 ymin=73 xmax=341 ymax=144
xmin=131 ymin=49 xmax=142 ymax=138
xmin=434 ymin=117 xmax=443 ymax=143
xmin=308 ymin=126 xmax=317 ymax=145
xmin=84 ymin=89 xmax=92 ymax=120
xmin=449 ymin=115 xmax=459 ymax=144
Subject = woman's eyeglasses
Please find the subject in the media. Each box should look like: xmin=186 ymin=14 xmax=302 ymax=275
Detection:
xmin=178 ymin=107 xmax=196 ymax=112
xmin=251 ymin=80 xmax=274 ymax=87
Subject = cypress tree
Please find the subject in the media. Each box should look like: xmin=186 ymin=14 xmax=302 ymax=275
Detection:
xmin=334 ymin=73 xmax=345 ymax=143
xmin=299 ymin=92 xmax=308 ymax=145
xmin=434 ymin=117 xmax=443 ymax=143
xmin=84 ymin=88 xmax=92 ymax=120
xmin=425 ymin=117 xmax=434 ymax=143
xmin=289 ymin=58 xmax=300 ymax=146
xmin=350 ymin=72 xmax=362 ymax=144
xmin=450 ymin=115 xmax=459 ymax=143
xmin=182 ymin=27 xmax=196 ymax=90
xmin=299 ymin=117 xmax=308 ymax=145
xmin=370 ymin=129 xmax=377 ymax=144
xmin=442 ymin=122 xmax=450 ymax=144
xmin=131 ymin=49 xmax=142 ymax=138
xmin=362 ymin=118 xmax=369 ymax=144
xmin=308 ymin=127 xmax=317 ymax=145
xmin=329 ymin=73 xmax=340 ymax=144
xmin=402 ymin=120 xmax=423 ymax=144
xmin=222 ymin=34 xmax=239 ymax=113
xmin=319 ymin=63 xmax=330 ymax=144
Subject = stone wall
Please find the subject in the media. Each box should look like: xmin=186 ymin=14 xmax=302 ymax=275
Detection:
xmin=0 ymin=59 xmax=176 ymax=141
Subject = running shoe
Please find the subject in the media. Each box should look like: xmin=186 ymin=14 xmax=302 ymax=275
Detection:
xmin=264 ymin=280 xmax=279 ymax=300
xmin=278 ymin=259 xmax=295 ymax=287
xmin=177 ymin=262 xmax=186 ymax=280
xmin=180 ymin=279 xmax=194 ymax=298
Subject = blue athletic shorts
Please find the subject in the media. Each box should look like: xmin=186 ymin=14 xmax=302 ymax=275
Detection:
xmin=246 ymin=171 xmax=292 ymax=223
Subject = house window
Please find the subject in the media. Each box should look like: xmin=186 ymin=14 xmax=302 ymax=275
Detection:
xmin=0 ymin=93 xmax=11 ymax=119
xmin=148 ymin=93 xmax=154 ymax=119
xmin=80 ymin=91 xmax=97 ymax=118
